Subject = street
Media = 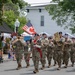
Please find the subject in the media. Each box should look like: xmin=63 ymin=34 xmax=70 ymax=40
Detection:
xmin=0 ymin=57 xmax=75 ymax=75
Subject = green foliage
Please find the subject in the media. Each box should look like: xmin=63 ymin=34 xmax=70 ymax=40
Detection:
xmin=0 ymin=0 xmax=28 ymax=25
xmin=3 ymin=10 xmax=27 ymax=34
xmin=4 ymin=2 xmax=19 ymax=16
xmin=46 ymin=0 xmax=75 ymax=34
xmin=11 ymin=0 xmax=28 ymax=9
xmin=18 ymin=16 xmax=27 ymax=34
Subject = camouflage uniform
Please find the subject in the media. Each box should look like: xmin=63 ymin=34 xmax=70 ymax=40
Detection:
xmin=24 ymin=41 xmax=31 ymax=68
xmin=53 ymin=41 xmax=57 ymax=66
xmin=41 ymin=38 xmax=49 ymax=69
xmin=55 ymin=41 xmax=63 ymax=70
xmin=47 ymin=41 xmax=54 ymax=68
xmin=70 ymin=43 xmax=75 ymax=67
xmin=32 ymin=40 xmax=42 ymax=73
xmin=41 ymin=44 xmax=47 ymax=69
xmin=63 ymin=40 xmax=72 ymax=68
xmin=12 ymin=38 xmax=25 ymax=70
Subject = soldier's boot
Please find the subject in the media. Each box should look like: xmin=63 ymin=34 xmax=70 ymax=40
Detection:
xmin=57 ymin=65 xmax=61 ymax=70
xmin=41 ymin=65 xmax=45 ymax=70
xmin=54 ymin=61 xmax=56 ymax=66
xmin=57 ymin=67 xmax=60 ymax=70
xmin=48 ymin=64 xmax=51 ymax=68
xmin=16 ymin=63 xmax=22 ymax=70
xmin=48 ymin=62 xmax=51 ymax=68
xmin=26 ymin=64 xmax=30 ymax=68
xmin=72 ymin=62 xmax=74 ymax=67
xmin=62 ymin=61 xmax=64 ymax=64
xmin=64 ymin=64 xmax=68 ymax=68
xmin=33 ymin=68 xmax=39 ymax=74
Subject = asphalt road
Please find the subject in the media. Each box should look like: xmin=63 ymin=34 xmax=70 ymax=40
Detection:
xmin=0 ymin=58 xmax=75 ymax=75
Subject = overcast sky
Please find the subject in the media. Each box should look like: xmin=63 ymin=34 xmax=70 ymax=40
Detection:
xmin=24 ymin=0 xmax=52 ymax=4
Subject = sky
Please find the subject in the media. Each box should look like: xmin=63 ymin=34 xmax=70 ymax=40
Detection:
xmin=24 ymin=0 xmax=52 ymax=4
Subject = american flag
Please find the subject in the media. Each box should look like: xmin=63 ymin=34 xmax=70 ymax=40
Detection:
xmin=22 ymin=21 xmax=36 ymax=35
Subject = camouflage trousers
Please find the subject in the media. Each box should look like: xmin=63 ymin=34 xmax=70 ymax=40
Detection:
xmin=63 ymin=51 xmax=70 ymax=66
xmin=40 ymin=51 xmax=46 ymax=67
xmin=70 ymin=51 xmax=75 ymax=64
xmin=16 ymin=54 xmax=22 ymax=65
xmin=24 ymin=53 xmax=30 ymax=66
xmin=47 ymin=52 xmax=53 ymax=65
xmin=56 ymin=50 xmax=63 ymax=68
xmin=32 ymin=56 xmax=40 ymax=70
xmin=53 ymin=51 xmax=57 ymax=65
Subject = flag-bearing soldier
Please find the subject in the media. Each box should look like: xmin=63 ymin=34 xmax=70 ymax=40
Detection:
xmin=32 ymin=34 xmax=42 ymax=73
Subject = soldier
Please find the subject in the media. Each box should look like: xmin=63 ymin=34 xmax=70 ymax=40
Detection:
xmin=70 ymin=38 xmax=75 ymax=67
xmin=56 ymin=41 xmax=63 ymax=70
xmin=12 ymin=35 xmax=26 ymax=70
xmin=32 ymin=34 xmax=42 ymax=73
xmin=63 ymin=34 xmax=72 ymax=68
xmin=53 ymin=40 xmax=57 ymax=66
xmin=53 ymin=32 xmax=64 ymax=66
xmin=24 ymin=40 xmax=31 ymax=68
xmin=47 ymin=36 xmax=54 ymax=68
xmin=41 ymin=33 xmax=49 ymax=70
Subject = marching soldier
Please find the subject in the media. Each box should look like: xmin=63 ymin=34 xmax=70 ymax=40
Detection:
xmin=32 ymin=34 xmax=42 ymax=73
xmin=56 ymin=41 xmax=63 ymax=70
xmin=41 ymin=33 xmax=49 ymax=70
xmin=70 ymin=38 xmax=75 ymax=67
xmin=24 ymin=40 xmax=31 ymax=68
xmin=53 ymin=32 xmax=65 ymax=66
xmin=47 ymin=36 xmax=54 ymax=68
xmin=53 ymin=40 xmax=57 ymax=66
xmin=12 ymin=35 xmax=26 ymax=70
xmin=63 ymin=34 xmax=72 ymax=68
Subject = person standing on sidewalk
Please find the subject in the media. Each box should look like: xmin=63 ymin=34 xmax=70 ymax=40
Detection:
xmin=0 ymin=36 xmax=3 ymax=63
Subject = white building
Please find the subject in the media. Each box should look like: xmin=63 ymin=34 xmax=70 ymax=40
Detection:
xmin=25 ymin=4 xmax=71 ymax=35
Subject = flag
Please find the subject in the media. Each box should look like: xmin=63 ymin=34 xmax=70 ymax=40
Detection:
xmin=22 ymin=21 xmax=36 ymax=35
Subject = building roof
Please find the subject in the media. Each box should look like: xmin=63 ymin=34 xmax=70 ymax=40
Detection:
xmin=26 ymin=3 xmax=58 ymax=9
xmin=0 ymin=22 xmax=13 ymax=33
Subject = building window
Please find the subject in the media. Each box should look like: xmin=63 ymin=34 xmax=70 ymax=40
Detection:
xmin=27 ymin=9 xmax=29 ymax=13
xmin=40 ymin=16 xmax=44 ymax=26
xmin=39 ymin=9 xmax=41 ymax=12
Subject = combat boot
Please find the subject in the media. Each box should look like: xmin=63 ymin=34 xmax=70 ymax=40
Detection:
xmin=48 ymin=64 xmax=51 ymax=68
xmin=57 ymin=65 xmax=61 ymax=70
xmin=16 ymin=63 xmax=22 ymax=70
xmin=41 ymin=65 xmax=45 ymax=70
xmin=33 ymin=69 xmax=39 ymax=74
xmin=71 ymin=62 xmax=74 ymax=67
xmin=26 ymin=64 xmax=30 ymax=68
xmin=53 ymin=61 xmax=56 ymax=66
xmin=64 ymin=64 xmax=68 ymax=68
xmin=57 ymin=67 xmax=60 ymax=70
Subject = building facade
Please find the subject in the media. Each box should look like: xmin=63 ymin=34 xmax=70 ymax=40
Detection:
xmin=25 ymin=4 xmax=71 ymax=35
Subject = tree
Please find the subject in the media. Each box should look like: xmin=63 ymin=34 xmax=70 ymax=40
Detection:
xmin=3 ymin=10 xmax=27 ymax=34
xmin=46 ymin=0 xmax=75 ymax=33
xmin=0 ymin=0 xmax=28 ymax=25
xmin=0 ymin=0 xmax=8 ymax=25
xmin=11 ymin=0 xmax=28 ymax=9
